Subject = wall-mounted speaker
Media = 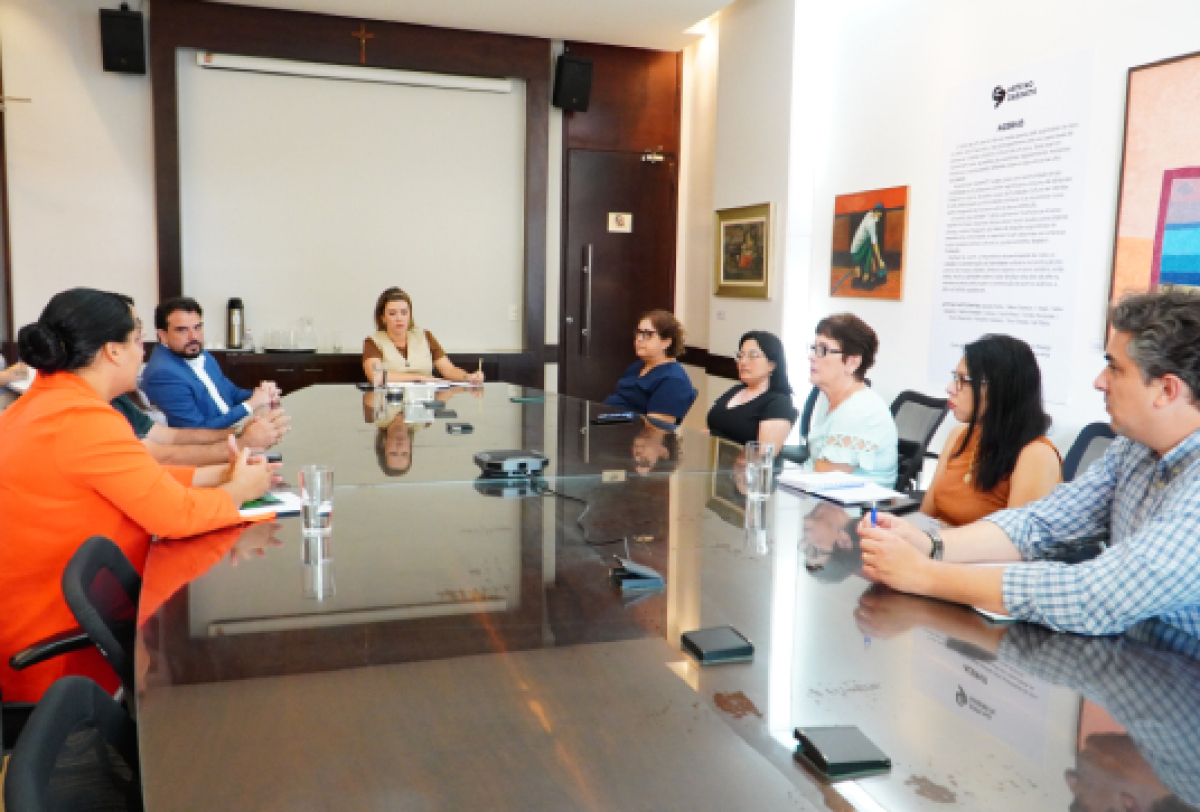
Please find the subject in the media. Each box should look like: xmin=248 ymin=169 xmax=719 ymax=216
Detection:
xmin=552 ymin=54 xmax=593 ymax=113
xmin=100 ymin=4 xmax=146 ymax=75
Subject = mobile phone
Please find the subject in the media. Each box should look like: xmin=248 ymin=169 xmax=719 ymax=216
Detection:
xmin=590 ymin=412 xmax=637 ymax=425
xmin=510 ymin=396 xmax=546 ymax=403
xmin=264 ymin=452 xmax=282 ymax=463
xmin=438 ymin=410 xmax=458 ymax=419
xmin=446 ymin=422 xmax=474 ymax=434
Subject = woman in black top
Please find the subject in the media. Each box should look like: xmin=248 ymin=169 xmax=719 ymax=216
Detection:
xmin=707 ymin=330 xmax=798 ymax=447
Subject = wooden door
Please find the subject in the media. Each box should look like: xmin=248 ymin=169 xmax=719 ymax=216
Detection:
xmin=560 ymin=149 xmax=677 ymax=403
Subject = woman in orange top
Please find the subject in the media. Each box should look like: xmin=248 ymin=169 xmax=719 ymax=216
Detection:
xmin=0 ymin=288 xmax=273 ymax=702
xmin=922 ymin=334 xmax=1062 ymax=527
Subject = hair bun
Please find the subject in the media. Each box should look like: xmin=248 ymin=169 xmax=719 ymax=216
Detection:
xmin=17 ymin=322 xmax=67 ymax=373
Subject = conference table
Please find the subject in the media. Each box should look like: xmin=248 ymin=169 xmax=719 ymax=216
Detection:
xmin=134 ymin=384 xmax=1200 ymax=812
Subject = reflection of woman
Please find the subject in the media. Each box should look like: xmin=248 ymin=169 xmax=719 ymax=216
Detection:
xmin=631 ymin=418 xmax=680 ymax=474
xmin=802 ymin=502 xmax=862 ymax=583
xmin=922 ymin=335 xmax=1061 ymax=526
xmin=707 ymin=330 xmax=797 ymax=447
xmin=362 ymin=391 xmax=432 ymax=476
xmin=361 ymin=287 xmax=484 ymax=385
xmin=0 ymin=289 xmax=270 ymax=702
xmin=804 ymin=314 xmax=898 ymax=487
xmin=604 ymin=310 xmax=696 ymax=424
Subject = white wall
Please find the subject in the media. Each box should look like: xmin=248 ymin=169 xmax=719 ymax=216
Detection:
xmin=0 ymin=0 xmax=157 ymax=329
xmin=708 ymin=0 xmax=796 ymax=356
xmin=802 ymin=0 xmax=1200 ymax=448
xmin=676 ymin=20 xmax=719 ymax=351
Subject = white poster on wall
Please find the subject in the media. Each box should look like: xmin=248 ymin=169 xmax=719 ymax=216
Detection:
xmin=929 ymin=51 xmax=1093 ymax=404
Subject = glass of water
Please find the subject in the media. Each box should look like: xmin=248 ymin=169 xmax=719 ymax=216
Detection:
xmin=298 ymin=464 xmax=334 ymax=535
xmin=744 ymin=441 xmax=776 ymax=501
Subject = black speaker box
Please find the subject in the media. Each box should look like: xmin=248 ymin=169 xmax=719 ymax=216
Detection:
xmin=100 ymin=5 xmax=146 ymax=75
xmin=553 ymin=54 xmax=593 ymax=113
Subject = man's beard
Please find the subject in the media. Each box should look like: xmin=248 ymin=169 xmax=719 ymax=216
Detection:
xmin=171 ymin=341 xmax=203 ymax=360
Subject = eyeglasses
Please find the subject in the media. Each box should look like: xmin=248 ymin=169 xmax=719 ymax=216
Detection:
xmin=808 ymin=344 xmax=844 ymax=358
xmin=635 ymin=329 xmax=658 ymax=340
xmin=949 ymin=371 xmax=978 ymax=392
xmin=735 ymin=350 xmax=766 ymax=362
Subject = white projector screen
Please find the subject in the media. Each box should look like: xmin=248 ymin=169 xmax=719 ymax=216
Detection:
xmin=176 ymin=51 xmax=527 ymax=352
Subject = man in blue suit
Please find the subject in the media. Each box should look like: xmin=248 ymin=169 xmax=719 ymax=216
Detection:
xmin=141 ymin=297 xmax=279 ymax=429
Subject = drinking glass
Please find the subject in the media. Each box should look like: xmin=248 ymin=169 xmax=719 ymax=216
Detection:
xmin=744 ymin=498 xmax=770 ymax=555
xmin=303 ymin=560 xmax=336 ymax=601
xmin=744 ymin=441 xmax=776 ymax=501
xmin=371 ymin=361 xmax=388 ymax=389
xmin=298 ymin=464 xmax=334 ymax=536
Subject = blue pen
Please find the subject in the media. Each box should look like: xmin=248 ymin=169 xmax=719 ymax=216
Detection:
xmin=870 ymin=501 xmax=878 ymax=527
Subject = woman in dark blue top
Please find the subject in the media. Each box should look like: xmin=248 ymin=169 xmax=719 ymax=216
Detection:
xmin=604 ymin=310 xmax=696 ymax=423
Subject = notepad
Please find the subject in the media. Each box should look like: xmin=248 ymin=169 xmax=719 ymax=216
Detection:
xmin=680 ymin=626 xmax=754 ymax=665
xmin=239 ymin=491 xmax=302 ymax=519
xmin=777 ymin=470 xmax=903 ymax=505
xmin=610 ymin=556 xmax=665 ymax=592
xmin=794 ymin=725 xmax=891 ymax=781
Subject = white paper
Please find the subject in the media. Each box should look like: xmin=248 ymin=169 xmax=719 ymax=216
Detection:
xmin=929 ymin=51 xmax=1093 ymax=404
xmin=777 ymin=470 xmax=902 ymax=504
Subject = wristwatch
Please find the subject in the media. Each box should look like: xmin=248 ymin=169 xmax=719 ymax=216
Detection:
xmin=926 ymin=529 xmax=944 ymax=561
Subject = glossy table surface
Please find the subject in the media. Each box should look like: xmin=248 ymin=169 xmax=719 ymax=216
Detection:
xmin=135 ymin=386 xmax=1200 ymax=812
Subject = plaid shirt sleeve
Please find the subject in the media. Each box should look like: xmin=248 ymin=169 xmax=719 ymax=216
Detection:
xmin=999 ymin=489 xmax=1200 ymax=635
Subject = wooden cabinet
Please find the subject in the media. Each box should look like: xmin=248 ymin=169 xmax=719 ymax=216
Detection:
xmin=209 ymin=351 xmax=533 ymax=395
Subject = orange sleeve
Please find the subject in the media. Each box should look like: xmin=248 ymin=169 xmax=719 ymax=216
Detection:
xmin=166 ymin=465 xmax=195 ymax=486
xmin=56 ymin=408 xmax=241 ymax=539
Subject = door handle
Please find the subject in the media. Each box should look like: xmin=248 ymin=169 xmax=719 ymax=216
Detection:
xmin=582 ymin=244 xmax=593 ymax=358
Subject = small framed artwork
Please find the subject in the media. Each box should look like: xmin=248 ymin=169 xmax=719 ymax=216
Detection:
xmin=705 ymin=437 xmax=746 ymax=526
xmin=830 ymin=186 xmax=908 ymax=301
xmin=714 ymin=203 xmax=771 ymax=299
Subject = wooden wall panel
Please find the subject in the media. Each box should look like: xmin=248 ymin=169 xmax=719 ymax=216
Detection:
xmin=150 ymin=0 xmax=550 ymax=387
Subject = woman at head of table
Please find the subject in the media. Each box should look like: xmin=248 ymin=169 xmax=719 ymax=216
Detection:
xmin=921 ymin=334 xmax=1061 ymax=527
xmin=361 ymin=287 xmax=484 ymax=385
xmin=706 ymin=330 xmax=798 ymax=449
xmin=603 ymin=310 xmax=697 ymax=425
xmin=0 ymin=288 xmax=273 ymax=703
xmin=803 ymin=313 xmax=898 ymax=488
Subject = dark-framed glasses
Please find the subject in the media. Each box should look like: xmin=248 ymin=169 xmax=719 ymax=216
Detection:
xmin=635 ymin=329 xmax=658 ymax=340
xmin=949 ymin=371 xmax=975 ymax=392
xmin=808 ymin=344 xmax=844 ymax=358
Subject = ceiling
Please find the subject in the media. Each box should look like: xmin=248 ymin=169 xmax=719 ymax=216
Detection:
xmin=203 ymin=0 xmax=730 ymax=52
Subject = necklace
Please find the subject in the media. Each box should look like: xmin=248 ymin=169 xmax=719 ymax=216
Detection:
xmin=964 ymin=445 xmax=977 ymax=484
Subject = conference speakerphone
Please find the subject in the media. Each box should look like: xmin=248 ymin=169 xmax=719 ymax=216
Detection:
xmin=473 ymin=450 xmax=550 ymax=478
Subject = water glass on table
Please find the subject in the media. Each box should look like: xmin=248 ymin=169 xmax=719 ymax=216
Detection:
xmin=744 ymin=441 xmax=776 ymax=501
xmin=371 ymin=361 xmax=388 ymax=390
xmin=298 ymin=464 xmax=334 ymax=536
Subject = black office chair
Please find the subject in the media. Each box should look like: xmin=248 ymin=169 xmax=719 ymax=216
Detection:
xmin=890 ymin=391 xmax=950 ymax=493
xmin=779 ymin=387 xmax=820 ymax=464
xmin=6 ymin=536 xmax=141 ymax=747
xmin=1063 ymin=422 xmax=1116 ymax=482
xmin=60 ymin=535 xmax=142 ymax=702
xmin=4 ymin=676 xmax=142 ymax=812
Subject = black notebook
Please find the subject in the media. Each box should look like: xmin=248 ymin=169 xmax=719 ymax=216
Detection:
xmin=794 ymin=726 xmax=891 ymax=781
xmin=680 ymin=626 xmax=754 ymax=665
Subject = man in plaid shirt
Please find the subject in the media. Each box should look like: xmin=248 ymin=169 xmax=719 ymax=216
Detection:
xmin=860 ymin=289 xmax=1200 ymax=636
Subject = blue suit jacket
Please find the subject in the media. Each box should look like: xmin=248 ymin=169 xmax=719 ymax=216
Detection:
xmin=140 ymin=345 xmax=253 ymax=429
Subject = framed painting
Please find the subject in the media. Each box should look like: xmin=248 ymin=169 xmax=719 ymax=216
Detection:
xmin=830 ymin=186 xmax=908 ymax=301
xmin=714 ymin=203 xmax=771 ymax=299
xmin=705 ymin=438 xmax=746 ymax=525
xmin=1111 ymin=50 xmax=1200 ymax=309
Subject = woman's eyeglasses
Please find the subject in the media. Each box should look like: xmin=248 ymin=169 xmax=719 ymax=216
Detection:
xmin=808 ymin=344 xmax=844 ymax=358
xmin=635 ymin=329 xmax=658 ymax=340
xmin=949 ymin=371 xmax=976 ymax=392
xmin=735 ymin=350 xmax=766 ymax=361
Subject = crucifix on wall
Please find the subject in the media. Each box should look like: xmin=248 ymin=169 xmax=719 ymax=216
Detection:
xmin=351 ymin=23 xmax=374 ymax=65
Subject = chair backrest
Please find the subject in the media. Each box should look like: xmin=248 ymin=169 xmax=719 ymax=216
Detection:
xmin=890 ymin=391 xmax=950 ymax=492
xmin=798 ymin=386 xmax=821 ymax=439
xmin=61 ymin=537 xmax=142 ymax=700
xmin=1062 ymin=422 xmax=1116 ymax=482
xmin=4 ymin=676 xmax=141 ymax=812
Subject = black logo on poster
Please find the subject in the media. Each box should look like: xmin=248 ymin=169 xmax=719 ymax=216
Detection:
xmin=992 ymin=80 xmax=1037 ymax=109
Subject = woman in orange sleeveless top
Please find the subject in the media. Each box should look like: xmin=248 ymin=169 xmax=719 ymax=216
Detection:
xmin=923 ymin=335 xmax=1062 ymax=526
xmin=0 ymin=289 xmax=274 ymax=702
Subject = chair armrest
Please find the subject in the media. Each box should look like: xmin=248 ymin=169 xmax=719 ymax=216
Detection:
xmin=9 ymin=628 xmax=92 ymax=671
xmin=779 ymin=444 xmax=809 ymax=465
